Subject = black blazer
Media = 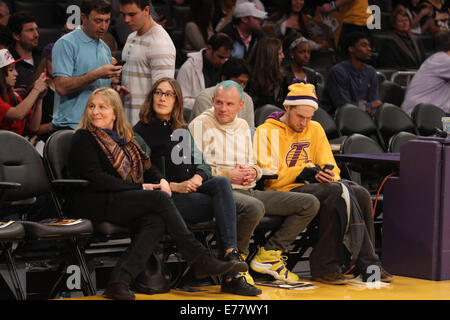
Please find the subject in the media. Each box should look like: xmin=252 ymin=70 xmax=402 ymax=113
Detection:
xmin=377 ymin=32 xmax=426 ymax=69
xmin=65 ymin=129 xmax=162 ymax=224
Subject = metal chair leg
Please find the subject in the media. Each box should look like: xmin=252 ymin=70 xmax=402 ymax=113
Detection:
xmin=4 ymin=247 xmax=26 ymax=300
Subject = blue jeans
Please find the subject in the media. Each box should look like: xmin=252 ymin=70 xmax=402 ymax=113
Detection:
xmin=172 ymin=177 xmax=237 ymax=252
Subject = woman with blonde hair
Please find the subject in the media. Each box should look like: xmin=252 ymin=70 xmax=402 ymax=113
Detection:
xmin=66 ymin=87 xmax=244 ymax=300
xmin=133 ymin=77 xmax=261 ymax=296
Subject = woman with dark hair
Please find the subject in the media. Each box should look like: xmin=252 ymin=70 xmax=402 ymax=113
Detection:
xmin=247 ymin=37 xmax=285 ymax=109
xmin=183 ymin=0 xmax=215 ymax=51
xmin=282 ymin=34 xmax=321 ymax=89
xmin=267 ymin=0 xmax=332 ymax=50
xmin=0 ymin=49 xmax=47 ymax=135
xmin=133 ymin=77 xmax=261 ymax=296
xmin=67 ymin=87 xmax=245 ymax=300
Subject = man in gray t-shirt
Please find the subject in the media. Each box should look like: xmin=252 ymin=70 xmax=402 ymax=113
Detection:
xmin=401 ymin=30 xmax=450 ymax=116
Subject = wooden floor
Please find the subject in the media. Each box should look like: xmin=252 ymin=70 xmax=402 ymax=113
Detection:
xmin=65 ymin=276 xmax=450 ymax=300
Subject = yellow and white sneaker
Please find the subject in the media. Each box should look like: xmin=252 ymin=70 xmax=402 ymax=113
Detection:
xmin=250 ymin=247 xmax=300 ymax=284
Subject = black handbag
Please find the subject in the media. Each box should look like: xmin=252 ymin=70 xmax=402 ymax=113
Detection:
xmin=132 ymin=252 xmax=171 ymax=295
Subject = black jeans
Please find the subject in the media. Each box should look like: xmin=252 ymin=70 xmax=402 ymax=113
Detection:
xmin=172 ymin=177 xmax=237 ymax=252
xmin=103 ymin=189 xmax=207 ymax=284
xmin=291 ymin=182 xmax=377 ymax=277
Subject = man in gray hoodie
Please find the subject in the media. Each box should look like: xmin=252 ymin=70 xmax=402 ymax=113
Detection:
xmin=176 ymin=32 xmax=233 ymax=110
xmin=401 ymin=30 xmax=450 ymax=116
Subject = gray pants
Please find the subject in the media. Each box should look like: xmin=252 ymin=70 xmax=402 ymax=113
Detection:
xmin=233 ymin=189 xmax=319 ymax=255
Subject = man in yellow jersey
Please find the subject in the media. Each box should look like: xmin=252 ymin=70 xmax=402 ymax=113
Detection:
xmin=253 ymin=80 xmax=393 ymax=285
xmin=320 ymin=0 xmax=373 ymax=45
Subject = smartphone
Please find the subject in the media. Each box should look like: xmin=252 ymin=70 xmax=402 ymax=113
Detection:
xmin=116 ymin=60 xmax=126 ymax=67
xmin=322 ymin=164 xmax=334 ymax=172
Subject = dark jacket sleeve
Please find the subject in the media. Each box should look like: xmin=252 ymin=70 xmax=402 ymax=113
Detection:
xmin=68 ymin=129 xmax=143 ymax=192
xmin=134 ymin=132 xmax=164 ymax=183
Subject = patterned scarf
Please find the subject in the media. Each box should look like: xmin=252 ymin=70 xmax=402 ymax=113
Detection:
xmin=89 ymin=126 xmax=150 ymax=183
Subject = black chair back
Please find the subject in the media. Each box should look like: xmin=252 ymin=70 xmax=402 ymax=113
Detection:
xmin=43 ymin=129 xmax=74 ymax=180
xmin=388 ymin=131 xmax=417 ymax=153
xmin=374 ymin=103 xmax=418 ymax=150
xmin=341 ymin=133 xmax=385 ymax=155
xmin=379 ymin=80 xmax=405 ymax=107
xmin=254 ymin=104 xmax=283 ymax=127
xmin=411 ymin=103 xmax=447 ymax=136
xmin=0 ymin=130 xmax=50 ymax=202
xmin=312 ymin=107 xmax=340 ymax=140
xmin=335 ymin=104 xmax=383 ymax=148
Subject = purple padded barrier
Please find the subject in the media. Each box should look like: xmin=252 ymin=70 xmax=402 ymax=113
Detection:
xmin=382 ymin=138 xmax=450 ymax=280
xmin=440 ymin=143 xmax=450 ymax=279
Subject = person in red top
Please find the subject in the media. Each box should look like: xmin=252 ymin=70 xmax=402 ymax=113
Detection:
xmin=0 ymin=48 xmax=47 ymax=135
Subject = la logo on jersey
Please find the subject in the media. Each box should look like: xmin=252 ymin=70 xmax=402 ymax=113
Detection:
xmin=285 ymin=142 xmax=311 ymax=167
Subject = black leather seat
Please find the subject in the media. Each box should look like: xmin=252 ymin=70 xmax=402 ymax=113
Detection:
xmin=335 ymin=104 xmax=384 ymax=149
xmin=388 ymin=131 xmax=417 ymax=153
xmin=374 ymin=103 xmax=418 ymax=150
xmin=0 ymin=130 xmax=95 ymax=299
xmin=411 ymin=103 xmax=447 ymax=136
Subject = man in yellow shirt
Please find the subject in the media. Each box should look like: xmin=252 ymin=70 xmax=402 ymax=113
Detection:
xmin=320 ymin=0 xmax=373 ymax=46
xmin=254 ymin=80 xmax=393 ymax=285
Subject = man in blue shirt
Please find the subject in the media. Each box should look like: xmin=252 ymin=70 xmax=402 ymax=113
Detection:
xmin=323 ymin=31 xmax=382 ymax=116
xmin=52 ymin=0 xmax=128 ymax=130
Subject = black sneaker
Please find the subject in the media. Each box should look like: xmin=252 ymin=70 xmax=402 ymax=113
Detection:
xmin=224 ymin=249 xmax=248 ymax=273
xmin=221 ymin=276 xmax=262 ymax=296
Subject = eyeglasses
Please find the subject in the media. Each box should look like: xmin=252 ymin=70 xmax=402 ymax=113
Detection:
xmin=153 ymin=90 xmax=175 ymax=99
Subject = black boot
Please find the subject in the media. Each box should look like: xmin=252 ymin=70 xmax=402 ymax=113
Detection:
xmin=221 ymin=274 xmax=262 ymax=296
xmin=224 ymin=249 xmax=248 ymax=273
xmin=192 ymin=253 xmax=240 ymax=279
xmin=104 ymin=282 xmax=135 ymax=300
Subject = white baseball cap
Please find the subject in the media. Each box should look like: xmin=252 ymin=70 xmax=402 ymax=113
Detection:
xmin=0 ymin=49 xmax=23 ymax=69
xmin=234 ymin=2 xmax=267 ymax=19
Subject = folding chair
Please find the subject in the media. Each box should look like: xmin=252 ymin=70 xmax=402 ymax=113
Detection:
xmin=335 ymin=104 xmax=384 ymax=149
xmin=374 ymin=103 xmax=418 ymax=150
xmin=411 ymin=103 xmax=447 ymax=136
xmin=388 ymin=131 xmax=418 ymax=153
xmin=0 ymin=130 xmax=95 ymax=299
xmin=0 ymin=197 xmax=26 ymax=300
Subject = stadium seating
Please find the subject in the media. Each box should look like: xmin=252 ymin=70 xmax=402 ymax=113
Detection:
xmin=411 ymin=103 xmax=447 ymax=136
xmin=335 ymin=104 xmax=384 ymax=149
xmin=0 ymin=130 xmax=95 ymax=299
xmin=374 ymin=103 xmax=418 ymax=150
xmin=388 ymin=131 xmax=418 ymax=153
xmin=379 ymin=80 xmax=405 ymax=108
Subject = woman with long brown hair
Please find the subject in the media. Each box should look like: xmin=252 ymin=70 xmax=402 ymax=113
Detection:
xmin=247 ymin=37 xmax=285 ymax=109
xmin=67 ymin=87 xmax=245 ymax=300
xmin=133 ymin=77 xmax=261 ymax=296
